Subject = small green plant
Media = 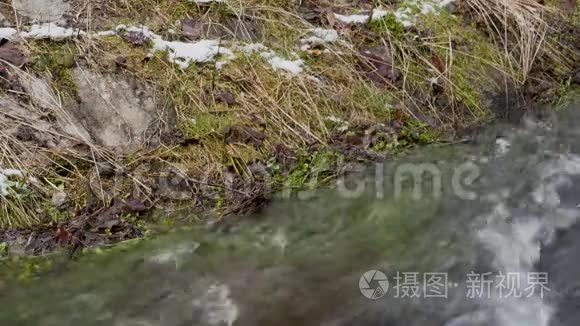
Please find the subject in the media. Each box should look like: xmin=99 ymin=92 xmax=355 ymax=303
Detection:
xmin=0 ymin=242 xmax=8 ymax=257
xmin=370 ymin=13 xmax=406 ymax=37
xmin=285 ymin=150 xmax=341 ymax=192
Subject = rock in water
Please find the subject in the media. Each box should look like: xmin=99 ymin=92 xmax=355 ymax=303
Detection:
xmin=12 ymin=0 xmax=70 ymax=22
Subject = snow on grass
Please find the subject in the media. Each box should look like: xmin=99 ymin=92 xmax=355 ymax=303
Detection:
xmin=334 ymin=14 xmax=369 ymax=24
xmin=262 ymin=53 xmax=304 ymax=75
xmin=0 ymin=28 xmax=18 ymax=40
xmin=311 ymin=28 xmax=339 ymax=43
xmin=334 ymin=0 xmax=456 ymax=27
xmin=335 ymin=9 xmax=391 ymax=24
xmin=0 ymin=168 xmax=26 ymax=197
xmin=20 ymin=23 xmax=84 ymax=40
xmin=112 ymin=25 xmax=306 ymax=74
xmin=235 ymin=43 xmax=304 ymax=74
xmin=5 ymin=22 xmax=307 ymax=75
xmin=1 ymin=23 xmax=83 ymax=40
xmin=158 ymin=39 xmax=233 ymax=69
xmin=299 ymin=28 xmax=339 ymax=51
xmin=116 ymin=25 xmax=234 ymax=69
xmin=115 ymin=25 xmax=305 ymax=74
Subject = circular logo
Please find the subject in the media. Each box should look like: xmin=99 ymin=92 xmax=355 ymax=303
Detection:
xmin=359 ymin=270 xmax=389 ymax=299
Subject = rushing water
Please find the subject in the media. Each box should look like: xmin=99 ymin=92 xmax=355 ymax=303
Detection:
xmin=2 ymin=104 xmax=580 ymax=326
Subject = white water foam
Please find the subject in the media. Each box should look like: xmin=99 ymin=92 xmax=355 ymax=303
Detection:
xmin=472 ymin=153 xmax=580 ymax=326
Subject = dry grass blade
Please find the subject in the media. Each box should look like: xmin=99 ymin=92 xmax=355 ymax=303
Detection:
xmin=463 ymin=0 xmax=556 ymax=84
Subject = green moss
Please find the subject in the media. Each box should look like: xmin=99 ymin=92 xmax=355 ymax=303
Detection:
xmin=0 ymin=243 xmax=7 ymax=257
xmin=45 ymin=205 xmax=73 ymax=224
xmin=284 ymin=150 xmax=342 ymax=191
xmin=0 ymin=256 xmax=56 ymax=284
xmin=29 ymin=41 xmax=79 ymax=97
xmin=400 ymin=120 xmax=438 ymax=146
xmin=370 ymin=13 xmax=406 ymax=38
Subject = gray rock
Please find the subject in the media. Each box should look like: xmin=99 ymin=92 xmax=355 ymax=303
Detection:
xmin=0 ymin=96 xmax=73 ymax=151
xmin=51 ymin=191 xmax=68 ymax=209
xmin=18 ymin=73 xmax=93 ymax=143
xmin=12 ymin=0 xmax=70 ymax=23
xmin=16 ymin=71 xmax=162 ymax=154
xmin=71 ymin=68 xmax=160 ymax=152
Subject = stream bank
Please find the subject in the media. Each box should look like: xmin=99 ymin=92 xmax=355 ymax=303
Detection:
xmin=0 ymin=0 xmax=578 ymax=258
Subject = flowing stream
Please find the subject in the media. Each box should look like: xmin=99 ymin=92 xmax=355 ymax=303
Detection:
xmin=1 ymin=104 xmax=580 ymax=326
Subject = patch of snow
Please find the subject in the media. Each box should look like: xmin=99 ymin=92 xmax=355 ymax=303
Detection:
xmin=325 ymin=115 xmax=350 ymax=132
xmin=421 ymin=2 xmax=437 ymax=15
xmin=235 ymin=43 xmax=304 ymax=75
xmin=371 ymin=9 xmax=390 ymax=20
xmin=335 ymin=13 xmax=369 ymax=24
xmin=0 ymin=168 xmax=26 ymax=197
xmin=156 ymin=39 xmax=233 ymax=69
xmin=21 ymin=23 xmax=84 ymax=40
xmin=334 ymin=0 xmax=457 ymax=27
xmin=0 ymin=28 xmax=18 ymax=40
xmin=24 ymin=23 xmax=306 ymax=75
xmin=300 ymin=28 xmax=339 ymax=50
xmin=117 ymin=25 xmax=233 ymax=69
xmin=215 ymin=60 xmax=227 ymax=70
xmin=394 ymin=8 xmax=415 ymax=28
xmin=312 ymin=28 xmax=339 ymax=43
xmin=263 ymin=53 xmax=304 ymax=75
xmin=2 ymin=169 xmax=24 ymax=178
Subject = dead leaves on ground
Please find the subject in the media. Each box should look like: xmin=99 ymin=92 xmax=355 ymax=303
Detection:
xmin=123 ymin=31 xmax=149 ymax=46
xmin=0 ymin=39 xmax=26 ymax=67
xmin=358 ymin=45 xmax=400 ymax=86
xmin=224 ymin=125 xmax=266 ymax=148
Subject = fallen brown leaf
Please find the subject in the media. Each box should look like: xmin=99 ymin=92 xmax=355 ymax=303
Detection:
xmin=0 ymin=39 xmax=26 ymax=67
xmin=224 ymin=125 xmax=266 ymax=147
xmin=358 ymin=46 xmax=400 ymax=86
xmin=215 ymin=91 xmax=236 ymax=105
xmin=431 ymin=52 xmax=446 ymax=74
